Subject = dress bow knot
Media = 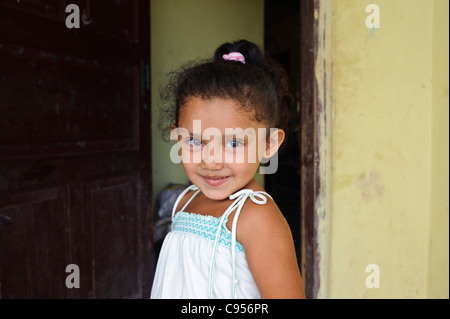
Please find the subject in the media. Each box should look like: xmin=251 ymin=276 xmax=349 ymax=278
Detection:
xmin=229 ymin=189 xmax=272 ymax=205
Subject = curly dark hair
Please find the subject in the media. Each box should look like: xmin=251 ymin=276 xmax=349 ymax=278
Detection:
xmin=159 ymin=39 xmax=291 ymax=143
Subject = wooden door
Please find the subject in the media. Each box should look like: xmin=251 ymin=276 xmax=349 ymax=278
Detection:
xmin=0 ymin=0 xmax=152 ymax=299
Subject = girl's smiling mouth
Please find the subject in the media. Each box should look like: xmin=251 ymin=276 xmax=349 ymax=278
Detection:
xmin=201 ymin=175 xmax=230 ymax=187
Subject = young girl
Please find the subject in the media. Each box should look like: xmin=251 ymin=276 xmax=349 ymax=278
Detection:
xmin=151 ymin=40 xmax=305 ymax=299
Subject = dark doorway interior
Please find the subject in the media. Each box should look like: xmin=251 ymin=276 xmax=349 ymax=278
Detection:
xmin=264 ymin=0 xmax=302 ymax=273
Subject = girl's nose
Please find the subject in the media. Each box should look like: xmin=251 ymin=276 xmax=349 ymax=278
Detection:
xmin=201 ymin=144 xmax=224 ymax=170
xmin=201 ymin=160 xmax=224 ymax=170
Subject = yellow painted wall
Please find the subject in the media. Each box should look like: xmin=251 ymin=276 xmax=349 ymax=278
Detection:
xmin=150 ymin=0 xmax=264 ymax=211
xmin=428 ymin=0 xmax=449 ymax=299
xmin=326 ymin=0 xmax=449 ymax=298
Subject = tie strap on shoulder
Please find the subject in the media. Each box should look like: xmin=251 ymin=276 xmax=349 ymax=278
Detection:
xmin=229 ymin=189 xmax=272 ymax=204
xmin=171 ymin=184 xmax=199 ymax=222
xmin=209 ymin=188 xmax=272 ymax=298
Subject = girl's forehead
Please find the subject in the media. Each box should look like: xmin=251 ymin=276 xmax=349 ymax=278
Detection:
xmin=179 ymin=97 xmax=262 ymax=129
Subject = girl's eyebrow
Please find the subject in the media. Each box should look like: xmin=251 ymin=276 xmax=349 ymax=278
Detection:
xmin=224 ymin=134 xmax=246 ymax=139
xmin=184 ymin=131 xmax=201 ymax=138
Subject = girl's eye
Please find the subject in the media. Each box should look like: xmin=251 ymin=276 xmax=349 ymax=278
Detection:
xmin=187 ymin=138 xmax=203 ymax=147
xmin=225 ymin=139 xmax=244 ymax=148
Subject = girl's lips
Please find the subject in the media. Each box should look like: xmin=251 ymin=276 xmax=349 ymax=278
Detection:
xmin=201 ymin=176 xmax=230 ymax=187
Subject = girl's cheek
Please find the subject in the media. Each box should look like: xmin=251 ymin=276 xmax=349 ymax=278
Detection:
xmin=182 ymin=162 xmax=198 ymax=180
xmin=247 ymin=137 xmax=266 ymax=165
xmin=179 ymin=143 xmax=202 ymax=164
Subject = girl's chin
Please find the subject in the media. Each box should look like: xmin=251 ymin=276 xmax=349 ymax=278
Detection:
xmin=195 ymin=182 xmax=234 ymax=200
xmin=199 ymin=188 xmax=231 ymax=201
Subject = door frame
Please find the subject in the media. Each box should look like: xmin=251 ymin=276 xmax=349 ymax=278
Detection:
xmin=300 ymin=0 xmax=332 ymax=299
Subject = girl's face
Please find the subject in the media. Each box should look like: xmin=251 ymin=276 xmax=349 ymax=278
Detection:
xmin=174 ymin=97 xmax=283 ymax=200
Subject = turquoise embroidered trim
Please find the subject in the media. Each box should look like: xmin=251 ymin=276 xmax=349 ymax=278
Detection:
xmin=173 ymin=212 xmax=245 ymax=252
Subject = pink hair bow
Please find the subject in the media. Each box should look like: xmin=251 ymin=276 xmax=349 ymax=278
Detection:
xmin=222 ymin=52 xmax=246 ymax=64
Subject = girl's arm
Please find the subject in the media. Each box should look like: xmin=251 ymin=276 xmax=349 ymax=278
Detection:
xmin=237 ymin=200 xmax=306 ymax=299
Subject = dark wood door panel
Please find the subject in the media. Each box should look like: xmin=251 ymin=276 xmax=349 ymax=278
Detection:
xmin=84 ymin=0 xmax=139 ymax=42
xmin=0 ymin=3 xmax=141 ymax=64
xmin=0 ymin=0 xmax=64 ymax=21
xmin=0 ymin=186 xmax=71 ymax=299
xmin=0 ymin=41 xmax=139 ymax=158
xmin=0 ymin=152 xmax=140 ymax=193
xmin=86 ymin=176 xmax=142 ymax=298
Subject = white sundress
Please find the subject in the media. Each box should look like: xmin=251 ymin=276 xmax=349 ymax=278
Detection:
xmin=150 ymin=184 xmax=272 ymax=299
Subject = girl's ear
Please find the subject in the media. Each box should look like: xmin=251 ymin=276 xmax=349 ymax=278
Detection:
xmin=264 ymin=128 xmax=285 ymax=158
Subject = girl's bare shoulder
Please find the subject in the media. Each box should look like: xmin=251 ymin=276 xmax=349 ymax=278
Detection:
xmin=237 ymin=191 xmax=291 ymax=245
